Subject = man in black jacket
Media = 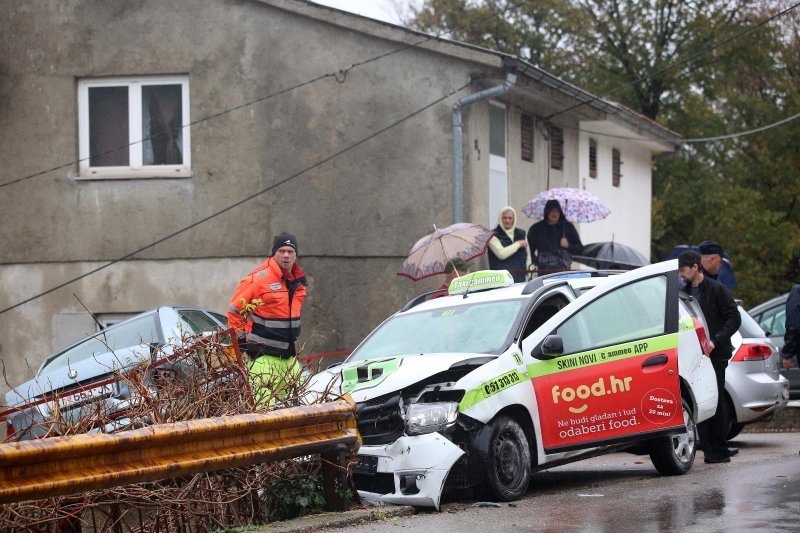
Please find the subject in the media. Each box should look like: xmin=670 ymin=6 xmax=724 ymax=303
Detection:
xmin=527 ymin=199 xmax=582 ymax=275
xmin=678 ymin=250 xmax=741 ymax=463
xmin=783 ymin=280 xmax=800 ymax=370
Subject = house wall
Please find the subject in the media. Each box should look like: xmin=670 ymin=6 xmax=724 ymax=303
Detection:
xmin=0 ymin=0 xmax=489 ymax=397
xmin=577 ymin=133 xmax=653 ymax=259
xmin=0 ymin=0 xmax=668 ymax=400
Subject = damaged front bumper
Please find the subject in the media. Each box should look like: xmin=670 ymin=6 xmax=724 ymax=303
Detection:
xmin=352 ymin=432 xmax=464 ymax=509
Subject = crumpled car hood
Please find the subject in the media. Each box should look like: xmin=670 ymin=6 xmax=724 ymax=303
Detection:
xmin=306 ymin=352 xmax=493 ymax=402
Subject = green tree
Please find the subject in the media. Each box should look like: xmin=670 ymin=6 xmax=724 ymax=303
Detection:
xmin=408 ymin=0 xmax=800 ymax=305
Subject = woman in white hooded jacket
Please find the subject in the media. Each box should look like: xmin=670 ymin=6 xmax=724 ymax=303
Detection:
xmin=487 ymin=206 xmax=531 ymax=282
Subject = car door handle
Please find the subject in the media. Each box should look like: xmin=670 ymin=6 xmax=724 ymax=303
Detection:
xmin=642 ymin=354 xmax=669 ymax=367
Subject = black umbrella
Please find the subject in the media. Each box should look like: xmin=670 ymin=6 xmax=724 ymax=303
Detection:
xmin=573 ymin=242 xmax=650 ymax=271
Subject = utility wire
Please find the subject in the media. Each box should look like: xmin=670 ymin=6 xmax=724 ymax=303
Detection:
xmin=680 ymin=110 xmax=800 ymax=143
xmin=0 ymin=73 xmax=333 ymax=190
xmin=0 ymin=79 xmax=474 ymax=317
xmin=546 ymin=1 xmax=800 ymax=121
xmin=556 ymin=108 xmax=800 ymax=143
xmin=0 ymin=0 xmax=535 ymax=191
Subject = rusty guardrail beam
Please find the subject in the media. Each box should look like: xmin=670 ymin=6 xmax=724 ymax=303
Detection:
xmin=0 ymin=397 xmax=359 ymax=504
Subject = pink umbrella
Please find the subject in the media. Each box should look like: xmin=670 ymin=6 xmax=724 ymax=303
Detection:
xmin=398 ymin=223 xmax=494 ymax=281
xmin=522 ymin=187 xmax=610 ymax=222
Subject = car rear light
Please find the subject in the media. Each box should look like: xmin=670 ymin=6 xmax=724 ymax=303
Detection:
xmin=692 ymin=317 xmax=711 ymax=357
xmin=2 ymin=417 xmax=13 ymax=441
xmin=732 ymin=343 xmax=772 ymax=362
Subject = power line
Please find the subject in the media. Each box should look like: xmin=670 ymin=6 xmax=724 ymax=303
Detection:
xmin=546 ymin=1 xmax=800 ymax=121
xmin=680 ymin=110 xmax=800 ymax=143
xmin=556 ymin=108 xmax=800 ymax=143
xmin=0 ymin=79 xmax=474 ymax=317
xmin=0 ymin=0 xmax=535 ymax=191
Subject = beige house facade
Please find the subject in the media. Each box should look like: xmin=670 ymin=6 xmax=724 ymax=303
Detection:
xmin=0 ymin=0 xmax=679 ymax=398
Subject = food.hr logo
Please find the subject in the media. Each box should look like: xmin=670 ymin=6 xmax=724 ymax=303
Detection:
xmin=551 ymin=375 xmax=633 ymax=414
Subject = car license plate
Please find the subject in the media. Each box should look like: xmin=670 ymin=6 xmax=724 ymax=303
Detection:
xmin=57 ymin=383 xmax=115 ymax=409
xmin=354 ymin=455 xmax=379 ymax=475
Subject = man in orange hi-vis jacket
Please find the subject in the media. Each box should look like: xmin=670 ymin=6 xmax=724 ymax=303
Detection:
xmin=227 ymin=232 xmax=308 ymax=406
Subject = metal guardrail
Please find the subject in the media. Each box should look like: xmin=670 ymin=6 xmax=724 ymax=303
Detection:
xmin=0 ymin=396 xmax=359 ymax=505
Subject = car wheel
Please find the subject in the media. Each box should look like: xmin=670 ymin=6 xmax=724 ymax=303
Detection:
xmin=649 ymin=398 xmax=696 ymax=475
xmin=480 ymin=415 xmax=531 ymax=501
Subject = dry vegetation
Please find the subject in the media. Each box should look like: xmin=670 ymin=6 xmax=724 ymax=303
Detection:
xmin=1 ymin=332 xmax=349 ymax=532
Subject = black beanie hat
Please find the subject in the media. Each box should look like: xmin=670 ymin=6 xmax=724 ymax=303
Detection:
xmin=271 ymin=232 xmax=298 ymax=255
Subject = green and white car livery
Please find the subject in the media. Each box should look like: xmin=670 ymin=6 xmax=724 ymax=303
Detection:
xmin=306 ymin=261 xmax=718 ymax=508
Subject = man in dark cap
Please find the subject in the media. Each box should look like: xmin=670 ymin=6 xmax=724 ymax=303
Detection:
xmin=678 ymin=250 xmax=741 ymax=463
xmin=227 ymin=232 xmax=308 ymax=407
xmin=699 ymin=240 xmax=725 ymax=280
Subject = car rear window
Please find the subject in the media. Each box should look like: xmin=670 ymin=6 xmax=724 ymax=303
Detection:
xmin=41 ymin=313 xmax=161 ymax=374
xmin=738 ymin=307 xmax=766 ymax=338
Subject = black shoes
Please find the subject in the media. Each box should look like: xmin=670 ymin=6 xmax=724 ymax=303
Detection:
xmin=727 ymin=447 xmax=739 ymax=457
xmin=704 ymin=455 xmax=731 ymax=464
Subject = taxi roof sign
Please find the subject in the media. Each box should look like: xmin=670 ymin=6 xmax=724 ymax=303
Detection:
xmin=448 ymin=270 xmax=514 ymax=295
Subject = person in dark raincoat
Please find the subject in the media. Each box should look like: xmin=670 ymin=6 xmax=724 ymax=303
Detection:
xmin=526 ymin=199 xmax=582 ymax=275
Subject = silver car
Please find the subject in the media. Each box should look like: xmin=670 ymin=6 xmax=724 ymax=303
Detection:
xmin=724 ymin=306 xmax=790 ymax=438
xmin=748 ymin=292 xmax=800 ymax=399
xmin=683 ymin=298 xmax=789 ymax=438
xmin=2 ymin=306 xmax=227 ymax=440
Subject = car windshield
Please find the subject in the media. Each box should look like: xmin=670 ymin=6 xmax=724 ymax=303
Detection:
xmin=178 ymin=309 xmax=223 ymax=333
xmin=738 ymin=307 xmax=767 ymax=338
xmin=348 ymin=299 xmax=524 ymax=362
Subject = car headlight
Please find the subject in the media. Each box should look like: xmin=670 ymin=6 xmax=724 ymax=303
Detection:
xmin=405 ymin=402 xmax=459 ymax=435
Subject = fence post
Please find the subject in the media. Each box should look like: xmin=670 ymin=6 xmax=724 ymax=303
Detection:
xmin=321 ymin=449 xmax=350 ymax=512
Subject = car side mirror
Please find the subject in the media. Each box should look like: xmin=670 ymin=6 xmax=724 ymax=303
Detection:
xmin=531 ymin=335 xmax=564 ymax=359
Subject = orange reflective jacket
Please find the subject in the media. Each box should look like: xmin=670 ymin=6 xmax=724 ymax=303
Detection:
xmin=227 ymin=258 xmax=307 ymax=357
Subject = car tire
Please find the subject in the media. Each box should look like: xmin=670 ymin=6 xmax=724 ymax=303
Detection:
xmin=727 ymin=422 xmax=745 ymax=440
xmin=479 ymin=415 xmax=531 ymax=501
xmin=649 ymin=398 xmax=696 ymax=475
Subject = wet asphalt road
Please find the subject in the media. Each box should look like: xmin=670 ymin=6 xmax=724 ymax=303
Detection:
xmin=327 ymin=433 xmax=800 ymax=532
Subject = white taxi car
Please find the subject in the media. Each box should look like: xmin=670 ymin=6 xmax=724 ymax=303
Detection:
xmin=308 ymin=260 xmax=718 ymax=508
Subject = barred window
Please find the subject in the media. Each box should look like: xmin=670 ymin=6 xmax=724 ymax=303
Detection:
xmin=589 ymin=138 xmax=597 ymax=178
xmin=612 ymin=148 xmax=622 ymax=187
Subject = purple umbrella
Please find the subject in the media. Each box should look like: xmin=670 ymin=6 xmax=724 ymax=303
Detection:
xmin=522 ymin=187 xmax=610 ymax=223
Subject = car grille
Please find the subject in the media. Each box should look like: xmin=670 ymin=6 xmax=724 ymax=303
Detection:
xmin=352 ymin=472 xmax=395 ymax=495
xmin=356 ymin=393 xmax=404 ymax=445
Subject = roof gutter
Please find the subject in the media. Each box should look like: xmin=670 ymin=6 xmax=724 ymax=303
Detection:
xmin=452 ymin=71 xmax=517 ymax=223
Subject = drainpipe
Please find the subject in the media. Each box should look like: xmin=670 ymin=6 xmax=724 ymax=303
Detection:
xmin=452 ymin=71 xmax=517 ymax=223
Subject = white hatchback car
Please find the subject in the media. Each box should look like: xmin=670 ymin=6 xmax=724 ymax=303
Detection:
xmin=308 ymin=261 xmax=718 ymax=508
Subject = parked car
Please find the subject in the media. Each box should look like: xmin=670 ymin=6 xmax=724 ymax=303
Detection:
xmin=2 ymin=306 xmax=229 ymax=441
xmin=748 ymin=292 xmax=800 ymax=399
xmin=307 ymin=261 xmax=718 ymax=509
xmin=685 ymin=300 xmax=789 ymax=439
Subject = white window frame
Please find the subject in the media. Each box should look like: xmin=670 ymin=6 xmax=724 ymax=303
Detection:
xmin=78 ymin=75 xmax=191 ymax=179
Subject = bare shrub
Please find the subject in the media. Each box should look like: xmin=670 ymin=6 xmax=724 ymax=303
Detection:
xmin=1 ymin=332 xmax=348 ymax=531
